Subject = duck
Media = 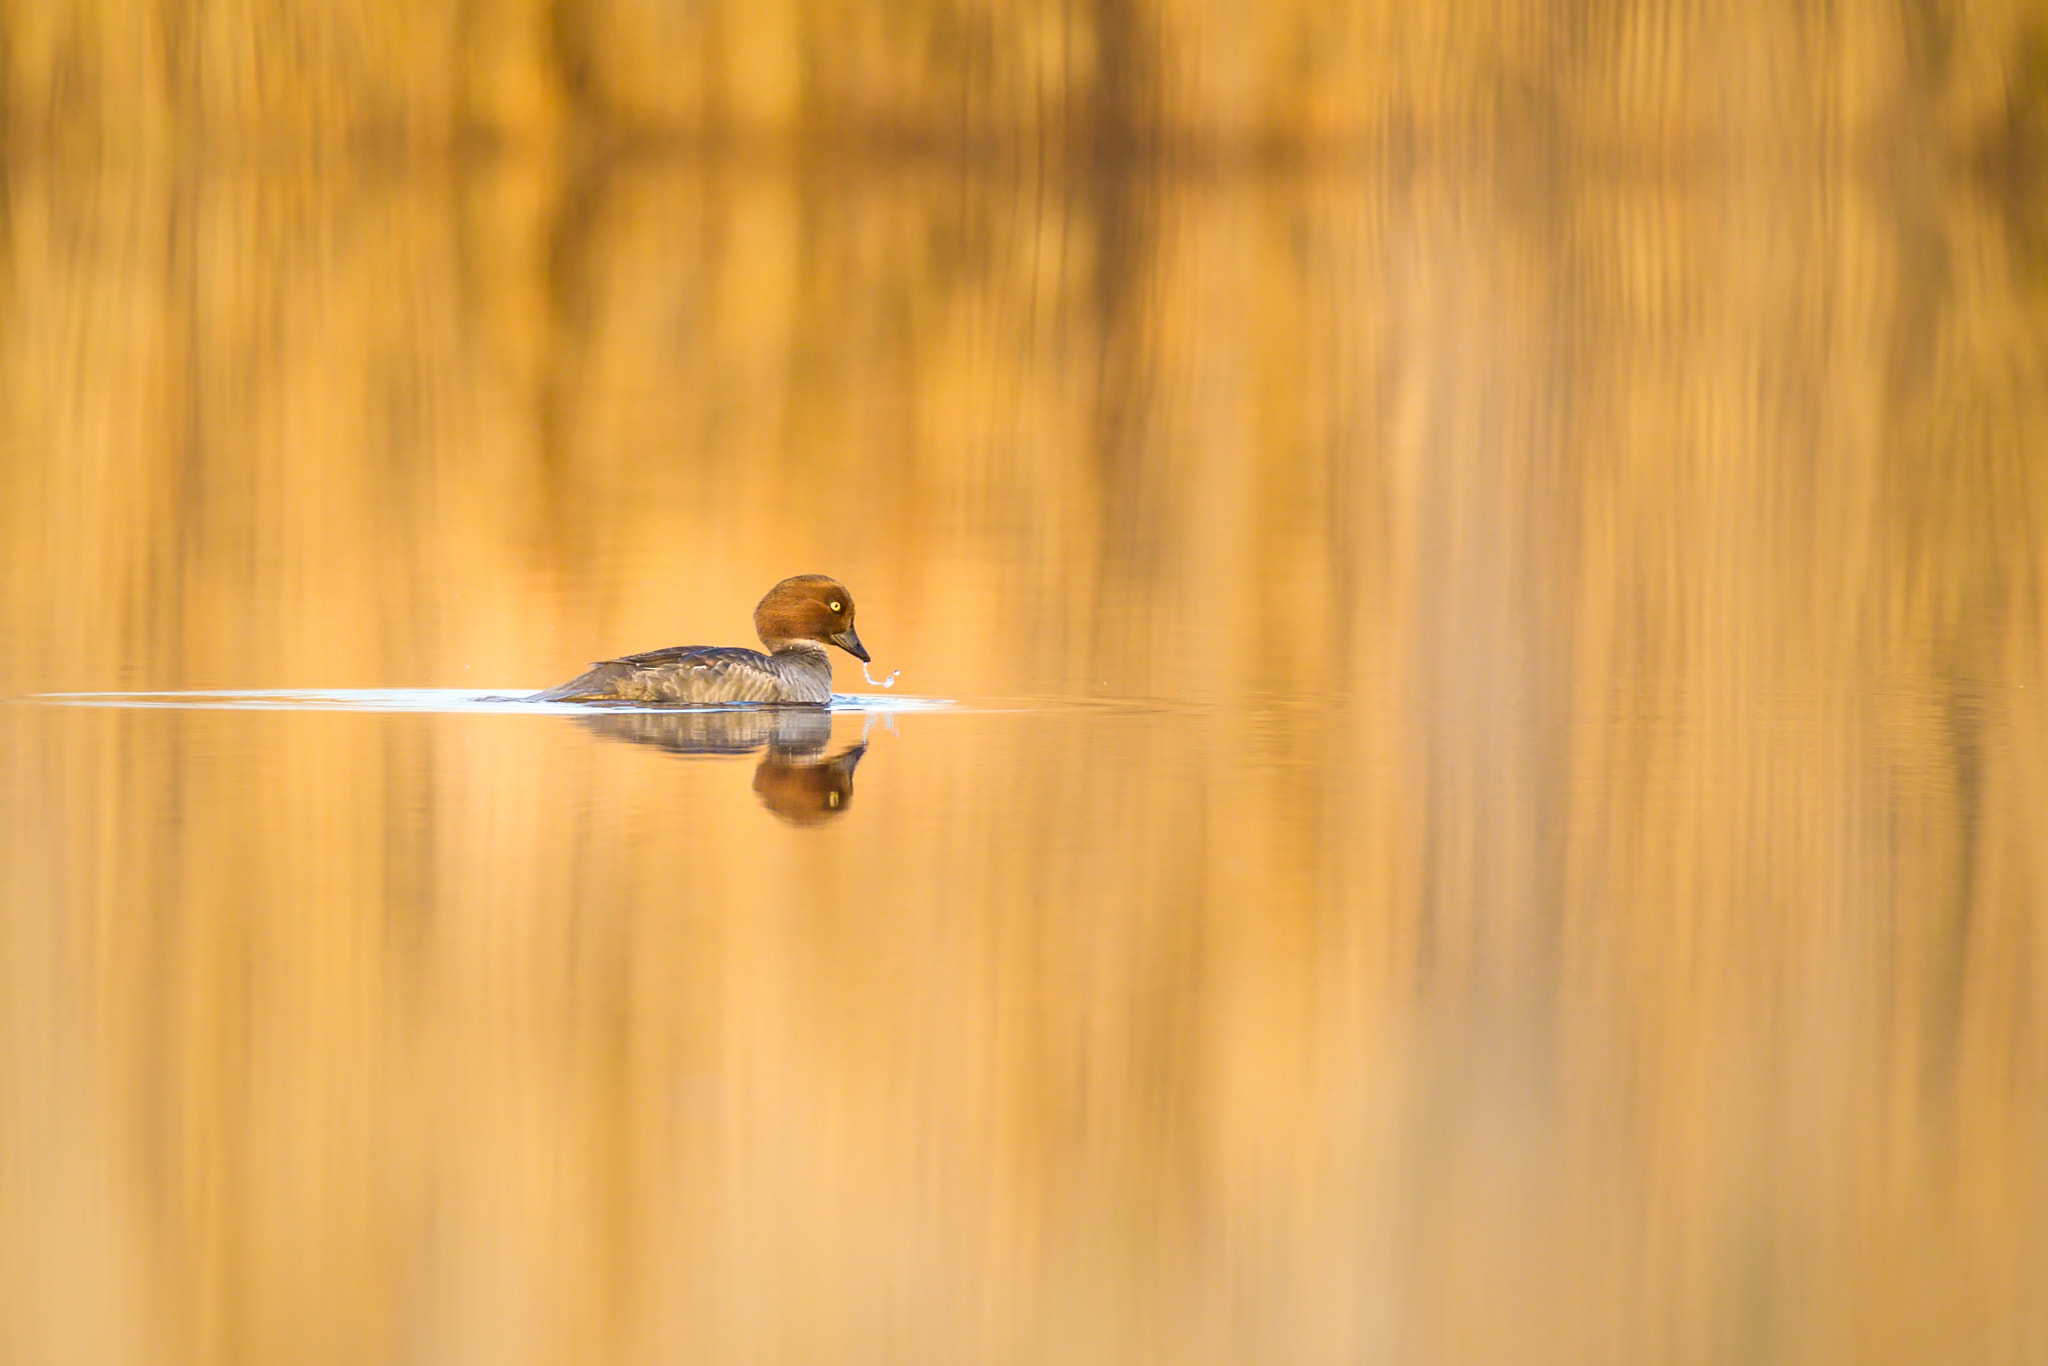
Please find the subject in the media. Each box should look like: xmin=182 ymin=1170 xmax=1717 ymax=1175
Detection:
xmin=530 ymin=575 xmax=870 ymax=705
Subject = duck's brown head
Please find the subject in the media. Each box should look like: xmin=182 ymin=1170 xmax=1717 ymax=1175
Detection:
xmin=754 ymin=574 xmax=869 ymax=661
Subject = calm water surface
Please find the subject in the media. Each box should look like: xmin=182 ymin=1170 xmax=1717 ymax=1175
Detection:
xmin=4 ymin=97 xmax=2047 ymax=1366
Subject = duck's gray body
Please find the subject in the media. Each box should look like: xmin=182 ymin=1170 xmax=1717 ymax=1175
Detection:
xmin=528 ymin=643 xmax=834 ymax=705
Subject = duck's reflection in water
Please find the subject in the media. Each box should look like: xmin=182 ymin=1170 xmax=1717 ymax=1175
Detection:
xmin=574 ymin=707 xmax=865 ymax=825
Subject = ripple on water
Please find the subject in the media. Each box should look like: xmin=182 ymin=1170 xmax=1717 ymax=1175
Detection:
xmin=25 ymin=689 xmax=959 ymax=715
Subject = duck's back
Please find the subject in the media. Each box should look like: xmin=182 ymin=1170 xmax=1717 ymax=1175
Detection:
xmin=530 ymin=645 xmax=830 ymax=705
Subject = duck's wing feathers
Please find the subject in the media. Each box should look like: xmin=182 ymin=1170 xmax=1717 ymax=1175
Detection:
xmin=529 ymin=646 xmax=787 ymax=704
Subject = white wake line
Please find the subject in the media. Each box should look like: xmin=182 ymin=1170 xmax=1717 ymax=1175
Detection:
xmin=28 ymin=688 xmax=958 ymax=715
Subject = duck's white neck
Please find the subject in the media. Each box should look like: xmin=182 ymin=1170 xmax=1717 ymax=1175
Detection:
xmin=762 ymin=643 xmax=833 ymax=703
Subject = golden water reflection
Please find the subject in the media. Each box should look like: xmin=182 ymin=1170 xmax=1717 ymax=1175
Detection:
xmin=3 ymin=60 xmax=2047 ymax=1366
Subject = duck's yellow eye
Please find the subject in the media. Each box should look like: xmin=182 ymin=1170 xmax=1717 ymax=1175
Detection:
xmin=829 ymin=601 xmax=842 ymax=612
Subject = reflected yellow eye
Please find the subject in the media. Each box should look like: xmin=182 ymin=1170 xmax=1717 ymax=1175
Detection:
xmin=829 ymin=601 xmax=843 ymax=612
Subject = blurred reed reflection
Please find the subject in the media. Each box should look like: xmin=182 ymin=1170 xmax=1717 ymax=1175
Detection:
xmin=575 ymin=707 xmax=867 ymax=825
xmin=2 ymin=4 xmax=2047 ymax=1364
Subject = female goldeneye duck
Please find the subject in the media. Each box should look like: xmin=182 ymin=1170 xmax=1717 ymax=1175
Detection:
xmin=531 ymin=575 xmax=870 ymax=705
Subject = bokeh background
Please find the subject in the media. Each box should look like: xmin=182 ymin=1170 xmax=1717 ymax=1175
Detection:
xmin=3 ymin=4 xmax=2047 ymax=1365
